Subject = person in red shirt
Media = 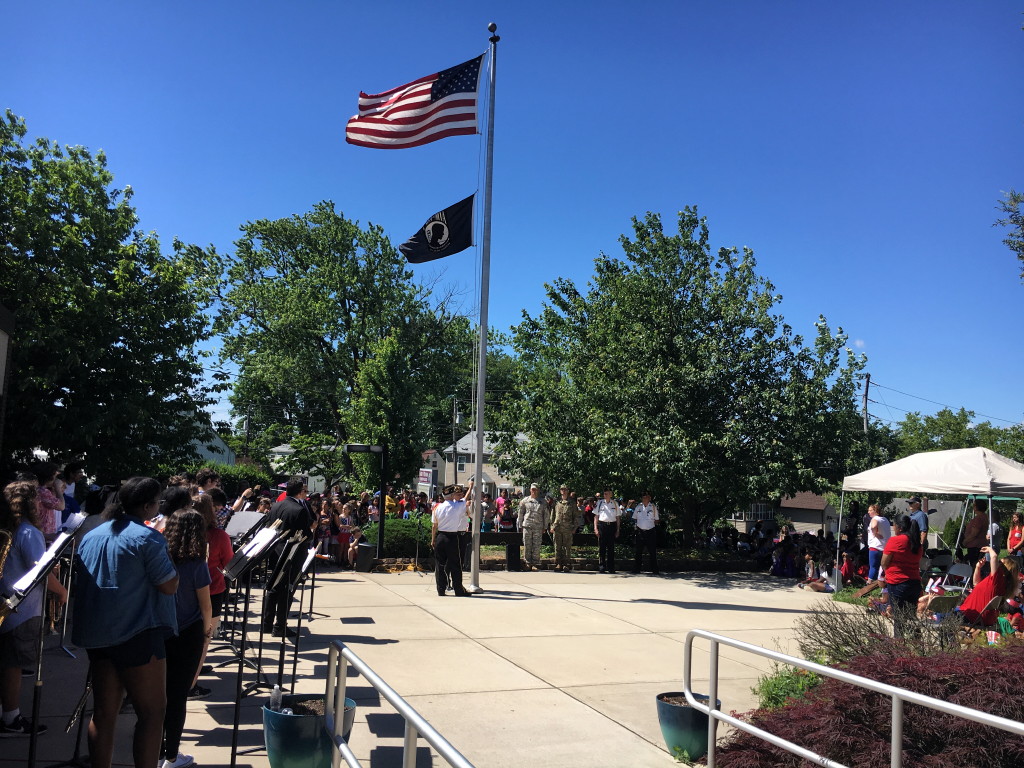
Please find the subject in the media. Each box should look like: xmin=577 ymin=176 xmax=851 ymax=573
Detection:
xmin=880 ymin=513 xmax=923 ymax=639
xmin=959 ymin=546 xmax=1021 ymax=626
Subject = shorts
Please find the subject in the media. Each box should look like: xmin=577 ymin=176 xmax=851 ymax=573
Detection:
xmin=211 ymin=590 xmax=226 ymax=618
xmin=0 ymin=616 xmax=42 ymax=669
xmin=86 ymin=627 xmax=169 ymax=669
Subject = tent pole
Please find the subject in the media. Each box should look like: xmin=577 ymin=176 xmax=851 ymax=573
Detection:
xmin=988 ymin=494 xmax=994 ymax=556
xmin=954 ymin=497 xmax=969 ymax=558
xmin=835 ymin=491 xmax=846 ymax=591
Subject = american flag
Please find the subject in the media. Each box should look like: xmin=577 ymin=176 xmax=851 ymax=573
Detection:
xmin=345 ymin=55 xmax=483 ymax=150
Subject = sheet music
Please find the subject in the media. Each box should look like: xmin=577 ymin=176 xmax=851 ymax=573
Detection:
xmin=12 ymin=532 xmax=71 ymax=594
xmin=62 ymin=511 xmax=88 ymax=533
xmin=301 ymin=546 xmax=317 ymax=572
xmin=239 ymin=526 xmax=278 ymax=559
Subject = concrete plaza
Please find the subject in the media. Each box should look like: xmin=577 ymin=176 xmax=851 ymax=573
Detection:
xmin=3 ymin=567 xmax=829 ymax=767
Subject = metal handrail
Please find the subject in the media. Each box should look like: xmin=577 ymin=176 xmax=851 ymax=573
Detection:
xmin=325 ymin=640 xmax=475 ymax=768
xmin=683 ymin=628 xmax=1024 ymax=768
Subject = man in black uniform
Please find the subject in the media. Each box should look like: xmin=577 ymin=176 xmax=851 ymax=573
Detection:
xmin=262 ymin=478 xmax=314 ymax=636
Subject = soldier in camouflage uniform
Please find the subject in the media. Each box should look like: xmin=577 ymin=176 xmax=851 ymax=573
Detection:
xmin=517 ymin=483 xmax=550 ymax=571
xmin=550 ymin=484 xmax=578 ymax=572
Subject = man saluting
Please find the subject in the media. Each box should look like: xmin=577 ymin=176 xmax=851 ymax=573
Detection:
xmin=431 ymin=480 xmax=474 ymax=597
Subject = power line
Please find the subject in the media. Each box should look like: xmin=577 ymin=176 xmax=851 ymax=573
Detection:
xmin=870 ymin=380 xmax=1018 ymax=425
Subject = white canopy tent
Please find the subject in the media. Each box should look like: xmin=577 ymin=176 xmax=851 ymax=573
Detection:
xmin=835 ymin=448 xmax=1024 ymax=585
xmin=842 ymin=447 xmax=1024 ymax=498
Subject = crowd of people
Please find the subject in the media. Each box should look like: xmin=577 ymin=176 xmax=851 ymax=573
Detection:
xmin=0 ymin=464 xmax=320 ymax=768
xmin=775 ymin=496 xmax=1024 ymax=641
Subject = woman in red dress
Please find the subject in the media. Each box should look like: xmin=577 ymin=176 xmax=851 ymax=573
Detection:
xmin=959 ymin=546 xmax=1021 ymax=626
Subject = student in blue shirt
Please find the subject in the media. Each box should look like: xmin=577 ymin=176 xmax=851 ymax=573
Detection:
xmin=73 ymin=477 xmax=178 ymax=768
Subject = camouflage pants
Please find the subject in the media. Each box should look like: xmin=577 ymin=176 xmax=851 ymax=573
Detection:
xmin=522 ymin=526 xmax=544 ymax=565
xmin=553 ymin=526 xmax=574 ymax=568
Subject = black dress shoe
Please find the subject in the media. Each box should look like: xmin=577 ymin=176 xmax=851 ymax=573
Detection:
xmin=271 ymin=627 xmax=297 ymax=638
xmin=454 ymin=590 xmax=473 ymax=597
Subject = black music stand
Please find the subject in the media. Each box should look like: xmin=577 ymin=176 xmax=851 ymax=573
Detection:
xmin=224 ymin=523 xmax=284 ymax=768
xmin=263 ymin=538 xmax=314 ymax=688
xmin=214 ymin=513 xmax=267 ymax=669
xmin=4 ymin=531 xmax=76 ymax=768
xmin=289 ymin=544 xmax=318 ymax=688
xmin=304 ymin=538 xmax=329 ymax=622
xmin=46 ymin=669 xmax=91 ymax=768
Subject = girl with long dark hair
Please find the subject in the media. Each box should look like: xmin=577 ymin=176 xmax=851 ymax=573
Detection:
xmin=73 ymin=477 xmax=178 ymax=768
xmin=880 ymin=513 xmax=923 ymax=639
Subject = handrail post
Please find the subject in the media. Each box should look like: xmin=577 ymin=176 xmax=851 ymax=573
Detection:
xmin=891 ymin=695 xmax=903 ymax=768
xmin=403 ymin=720 xmax=419 ymax=768
xmin=707 ymin=638 xmax=719 ymax=768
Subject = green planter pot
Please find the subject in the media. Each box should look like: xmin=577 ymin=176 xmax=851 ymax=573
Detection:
xmin=263 ymin=693 xmax=356 ymax=768
xmin=655 ymin=692 xmax=719 ymax=762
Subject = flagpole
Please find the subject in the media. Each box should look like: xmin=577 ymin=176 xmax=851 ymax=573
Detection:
xmin=469 ymin=23 xmax=499 ymax=593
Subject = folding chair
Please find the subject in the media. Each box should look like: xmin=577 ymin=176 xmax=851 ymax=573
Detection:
xmin=938 ymin=563 xmax=973 ymax=595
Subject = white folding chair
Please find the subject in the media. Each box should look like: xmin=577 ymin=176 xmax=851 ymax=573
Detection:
xmin=939 ymin=563 xmax=973 ymax=594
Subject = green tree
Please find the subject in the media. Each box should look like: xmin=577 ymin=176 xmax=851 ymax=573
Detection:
xmin=896 ymin=407 xmax=1024 ymax=464
xmin=995 ymin=189 xmax=1024 ymax=280
xmin=0 ymin=111 xmax=217 ymax=479
xmin=195 ymin=202 xmax=473 ymax=490
xmin=492 ymin=208 xmax=865 ymax=544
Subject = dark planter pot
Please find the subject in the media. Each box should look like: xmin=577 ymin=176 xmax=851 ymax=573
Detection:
xmin=655 ymin=692 xmax=719 ymax=762
xmin=263 ymin=693 xmax=356 ymax=768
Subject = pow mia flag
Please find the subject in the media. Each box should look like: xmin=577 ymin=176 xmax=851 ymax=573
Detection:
xmin=399 ymin=194 xmax=475 ymax=264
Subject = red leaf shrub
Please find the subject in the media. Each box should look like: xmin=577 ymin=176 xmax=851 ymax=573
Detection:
xmin=713 ymin=641 xmax=1024 ymax=768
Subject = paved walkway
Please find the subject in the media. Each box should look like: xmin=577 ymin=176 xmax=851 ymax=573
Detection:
xmin=2 ymin=567 xmax=829 ymax=767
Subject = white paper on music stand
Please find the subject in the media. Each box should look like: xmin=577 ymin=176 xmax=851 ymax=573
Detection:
xmin=240 ymin=526 xmax=278 ymax=558
xmin=13 ymin=532 xmax=71 ymax=594
xmin=62 ymin=512 xmax=88 ymax=533
xmin=301 ymin=546 xmax=317 ymax=572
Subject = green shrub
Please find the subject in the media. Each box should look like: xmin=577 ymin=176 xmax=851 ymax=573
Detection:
xmin=753 ymin=663 xmax=821 ymax=710
xmin=362 ymin=517 xmax=432 ymax=558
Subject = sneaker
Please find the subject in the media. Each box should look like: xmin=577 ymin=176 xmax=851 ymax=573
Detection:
xmin=0 ymin=714 xmax=47 ymax=737
xmin=186 ymin=684 xmax=211 ymax=700
xmin=161 ymin=753 xmax=195 ymax=768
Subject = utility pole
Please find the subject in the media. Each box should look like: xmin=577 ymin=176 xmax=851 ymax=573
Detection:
xmin=862 ymin=373 xmax=871 ymax=438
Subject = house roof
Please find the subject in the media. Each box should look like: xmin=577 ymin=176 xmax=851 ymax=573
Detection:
xmin=781 ymin=492 xmax=828 ymax=511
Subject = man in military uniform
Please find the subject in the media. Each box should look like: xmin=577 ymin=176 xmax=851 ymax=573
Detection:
xmin=517 ymin=483 xmax=550 ymax=571
xmin=551 ymin=484 xmax=578 ymax=572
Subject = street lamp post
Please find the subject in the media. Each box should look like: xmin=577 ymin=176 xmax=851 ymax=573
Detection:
xmin=343 ymin=443 xmax=388 ymax=559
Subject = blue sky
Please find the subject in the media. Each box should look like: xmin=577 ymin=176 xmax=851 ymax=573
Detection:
xmin=7 ymin=1 xmax=1023 ymax=428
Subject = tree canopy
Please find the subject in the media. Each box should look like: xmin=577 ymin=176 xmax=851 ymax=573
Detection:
xmin=492 ymin=208 xmax=865 ymax=541
xmin=0 ymin=111 xmax=217 ymax=480
xmin=896 ymin=406 xmax=1024 ymax=464
xmin=194 ymin=202 xmax=474 ymax=490
xmin=995 ymin=189 xmax=1024 ymax=281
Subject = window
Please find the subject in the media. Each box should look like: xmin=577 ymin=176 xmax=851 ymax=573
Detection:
xmin=730 ymin=503 xmax=773 ymax=521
